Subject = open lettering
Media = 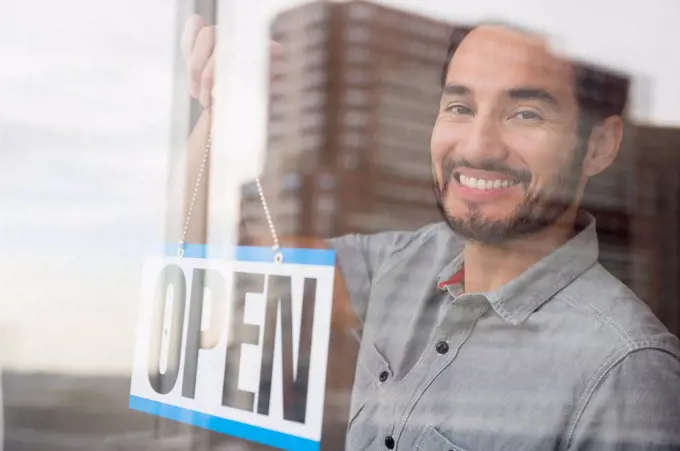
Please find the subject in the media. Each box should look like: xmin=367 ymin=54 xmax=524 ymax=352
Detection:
xmin=146 ymin=265 xmax=318 ymax=423
xmin=131 ymin=250 xmax=334 ymax=449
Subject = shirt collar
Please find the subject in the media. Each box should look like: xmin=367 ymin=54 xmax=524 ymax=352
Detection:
xmin=436 ymin=210 xmax=599 ymax=325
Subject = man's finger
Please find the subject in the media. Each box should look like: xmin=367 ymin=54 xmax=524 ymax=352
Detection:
xmin=199 ymin=54 xmax=215 ymax=108
xmin=270 ymin=41 xmax=285 ymax=60
xmin=188 ymin=25 xmax=216 ymax=98
xmin=181 ymin=14 xmax=206 ymax=63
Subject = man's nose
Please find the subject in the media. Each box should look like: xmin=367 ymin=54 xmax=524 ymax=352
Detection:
xmin=457 ymin=114 xmax=508 ymax=162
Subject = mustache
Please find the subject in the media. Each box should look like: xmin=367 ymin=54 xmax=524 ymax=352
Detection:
xmin=441 ymin=158 xmax=532 ymax=189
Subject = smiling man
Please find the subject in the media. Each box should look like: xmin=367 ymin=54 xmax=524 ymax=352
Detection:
xmin=328 ymin=25 xmax=680 ymax=451
xmin=182 ymin=18 xmax=680 ymax=451
xmin=432 ymin=26 xmax=610 ymax=250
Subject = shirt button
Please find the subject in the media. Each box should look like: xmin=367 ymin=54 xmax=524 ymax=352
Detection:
xmin=384 ymin=435 xmax=395 ymax=449
xmin=435 ymin=340 xmax=449 ymax=355
xmin=379 ymin=370 xmax=389 ymax=382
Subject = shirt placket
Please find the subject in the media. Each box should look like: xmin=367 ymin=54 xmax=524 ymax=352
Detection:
xmin=377 ymin=297 xmax=489 ymax=450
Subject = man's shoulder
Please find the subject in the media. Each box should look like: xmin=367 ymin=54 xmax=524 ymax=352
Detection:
xmin=378 ymin=221 xmax=463 ymax=257
xmin=326 ymin=222 xmax=463 ymax=324
xmin=328 ymin=221 xmax=462 ymax=258
xmin=558 ymin=263 xmax=680 ymax=356
xmin=327 ymin=221 xmax=465 ymax=290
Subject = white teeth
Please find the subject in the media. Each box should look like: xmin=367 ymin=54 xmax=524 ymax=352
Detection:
xmin=458 ymin=175 xmax=518 ymax=190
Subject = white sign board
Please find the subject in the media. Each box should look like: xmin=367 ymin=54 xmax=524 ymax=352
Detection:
xmin=130 ymin=245 xmax=335 ymax=451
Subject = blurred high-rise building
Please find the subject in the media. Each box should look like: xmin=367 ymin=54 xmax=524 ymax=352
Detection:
xmin=234 ymin=1 xmax=680 ymax=342
xmin=238 ymin=0 xmax=454 ymax=244
xmin=629 ymin=126 xmax=680 ymax=336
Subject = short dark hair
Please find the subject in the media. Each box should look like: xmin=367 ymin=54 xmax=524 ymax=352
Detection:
xmin=440 ymin=25 xmax=630 ymax=131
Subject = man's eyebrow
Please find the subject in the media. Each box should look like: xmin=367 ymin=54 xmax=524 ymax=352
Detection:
xmin=442 ymin=84 xmax=471 ymax=96
xmin=506 ymin=87 xmax=560 ymax=108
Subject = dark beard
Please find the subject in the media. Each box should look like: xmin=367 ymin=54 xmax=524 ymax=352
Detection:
xmin=432 ymin=144 xmax=586 ymax=245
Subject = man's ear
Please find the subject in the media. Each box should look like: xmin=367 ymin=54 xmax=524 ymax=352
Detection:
xmin=583 ymin=115 xmax=624 ymax=177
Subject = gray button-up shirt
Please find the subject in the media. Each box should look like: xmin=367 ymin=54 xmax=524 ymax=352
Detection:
xmin=328 ymin=212 xmax=680 ymax=450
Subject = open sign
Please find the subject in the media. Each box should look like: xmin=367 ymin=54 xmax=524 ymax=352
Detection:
xmin=130 ymin=245 xmax=335 ymax=451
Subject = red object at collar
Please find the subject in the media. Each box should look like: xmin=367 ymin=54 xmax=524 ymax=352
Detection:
xmin=437 ymin=268 xmax=465 ymax=290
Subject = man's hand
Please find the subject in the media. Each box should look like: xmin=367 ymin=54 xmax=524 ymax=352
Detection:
xmin=181 ymin=14 xmax=284 ymax=109
xmin=181 ymin=14 xmax=216 ymax=108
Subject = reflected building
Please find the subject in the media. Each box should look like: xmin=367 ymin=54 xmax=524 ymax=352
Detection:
xmin=4 ymin=2 xmax=680 ymax=451
xmin=560 ymin=119 xmax=680 ymax=336
xmin=236 ymin=0 xmax=680 ymax=338
xmin=629 ymin=126 xmax=680 ymax=336
xmin=239 ymin=0 xmax=454 ymax=244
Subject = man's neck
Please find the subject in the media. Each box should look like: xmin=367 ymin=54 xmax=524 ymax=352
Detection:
xmin=463 ymin=210 xmax=579 ymax=294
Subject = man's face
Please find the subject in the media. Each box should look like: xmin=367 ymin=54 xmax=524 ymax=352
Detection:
xmin=431 ymin=26 xmax=587 ymax=244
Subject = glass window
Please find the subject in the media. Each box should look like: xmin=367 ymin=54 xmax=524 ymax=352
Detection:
xmin=345 ymin=26 xmax=371 ymax=43
xmin=305 ymin=48 xmax=328 ymax=66
xmin=301 ymin=132 xmax=322 ymax=151
xmin=281 ymin=172 xmax=301 ymax=191
xmin=345 ymin=68 xmax=370 ymax=84
xmin=343 ymin=130 xmax=366 ymax=147
xmin=347 ymin=46 xmax=371 ymax=63
xmin=302 ymin=90 xmax=326 ymax=108
xmin=343 ymin=89 xmax=369 ymax=106
xmin=304 ymin=27 xmax=327 ymax=45
xmin=318 ymin=173 xmax=336 ymax=190
xmin=348 ymin=3 xmax=375 ymax=21
xmin=316 ymin=195 xmax=336 ymax=213
xmin=302 ymin=69 xmax=326 ymax=88
xmin=342 ymin=152 xmax=360 ymax=169
xmin=343 ymin=110 xmax=368 ymax=127
xmin=301 ymin=110 xmax=324 ymax=129
xmin=5 ymin=2 xmax=680 ymax=451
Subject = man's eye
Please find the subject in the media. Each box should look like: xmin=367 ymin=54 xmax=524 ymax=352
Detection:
xmin=513 ymin=110 xmax=543 ymax=121
xmin=445 ymin=104 xmax=473 ymax=115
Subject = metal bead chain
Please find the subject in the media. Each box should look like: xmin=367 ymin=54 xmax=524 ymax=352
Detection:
xmin=255 ymin=176 xmax=283 ymax=263
xmin=177 ymin=134 xmax=282 ymax=263
xmin=177 ymin=135 xmax=211 ymax=258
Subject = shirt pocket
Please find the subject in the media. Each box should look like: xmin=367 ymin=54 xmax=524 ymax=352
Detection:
xmin=415 ymin=424 xmax=471 ymax=451
xmin=347 ymin=343 xmax=392 ymax=427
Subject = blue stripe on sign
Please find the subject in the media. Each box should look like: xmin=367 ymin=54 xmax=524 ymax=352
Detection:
xmin=164 ymin=244 xmax=335 ymax=266
xmin=129 ymin=396 xmax=320 ymax=451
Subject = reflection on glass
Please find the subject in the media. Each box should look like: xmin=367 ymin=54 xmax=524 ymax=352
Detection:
xmin=2 ymin=0 xmax=680 ymax=450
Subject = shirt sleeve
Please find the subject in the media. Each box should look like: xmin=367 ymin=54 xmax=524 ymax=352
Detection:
xmin=567 ymin=348 xmax=680 ymax=450
xmin=326 ymin=231 xmax=409 ymax=325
